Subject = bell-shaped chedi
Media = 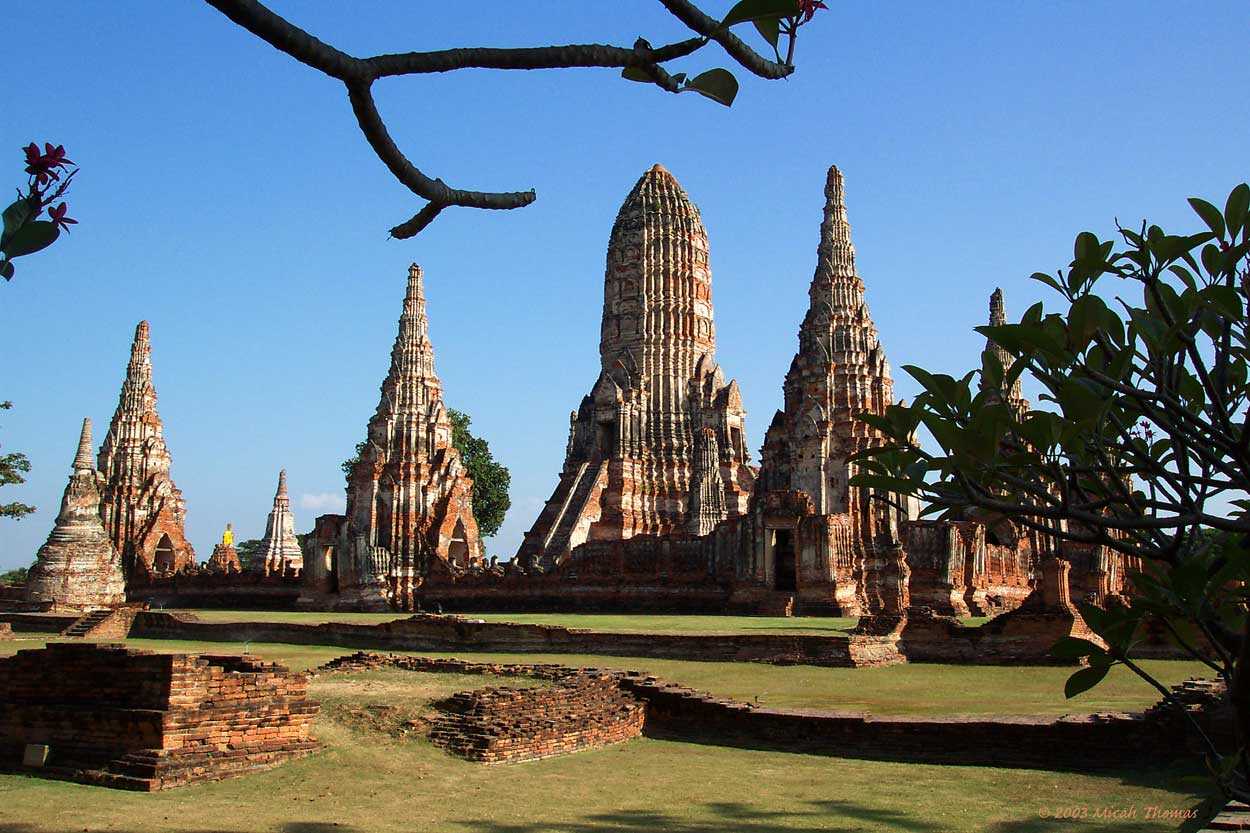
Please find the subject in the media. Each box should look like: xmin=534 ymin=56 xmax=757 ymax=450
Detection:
xmin=517 ymin=165 xmax=755 ymax=569
xmin=312 ymin=264 xmax=480 ymax=609
xmin=97 ymin=321 xmax=196 ymax=577
xmin=25 ymin=418 xmax=126 ymax=608
xmin=256 ymin=470 xmax=303 ymax=575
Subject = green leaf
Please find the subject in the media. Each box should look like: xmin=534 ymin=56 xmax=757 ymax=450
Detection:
xmin=1030 ymin=271 xmax=1065 ymax=296
xmin=0 ymin=260 xmax=13 ymax=281
xmin=1050 ymin=636 xmax=1102 ymax=660
xmin=1188 ymin=197 xmax=1225 ymax=239
xmin=684 ymin=68 xmax=739 ymax=107
xmin=753 ymin=16 xmax=781 ymax=47
xmin=722 ymin=0 xmax=798 ymax=28
xmin=3 ymin=220 xmax=59 ymax=259
xmin=1064 ymin=664 xmax=1109 ymax=698
xmin=621 ymin=67 xmax=652 ymax=83
xmin=1226 ymin=183 xmax=1249 ymax=237
xmin=1 ymin=198 xmax=34 ymax=249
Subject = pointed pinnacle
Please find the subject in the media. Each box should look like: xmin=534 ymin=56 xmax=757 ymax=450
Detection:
xmin=72 ymin=418 xmax=94 ymax=472
xmin=989 ymin=288 xmax=1007 ymax=326
xmin=131 ymin=320 xmax=151 ymax=359
xmin=276 ymin=468 xmax=288 ymax=499
xmin=820 ymin=165 xmax=856 ymax=276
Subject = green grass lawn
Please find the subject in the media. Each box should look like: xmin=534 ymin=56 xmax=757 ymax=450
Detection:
xmin=0 ymin=650 xmax=1215 ymax=833
xmin=164 ymin=609 xmax=861 ymax=634
xmin=0 ymin=636 xmax=1210 ymax=716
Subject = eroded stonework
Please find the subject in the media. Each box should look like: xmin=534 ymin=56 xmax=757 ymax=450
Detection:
xmin=517 ymin=165 xmax=755 ymax=569
xmin=97 ymin=321 xmax=196 ymax=577
xmin=304 ymin=265 xmax=480 ymax=610
xmin=25 ymin=418 xmax=126 ymax=608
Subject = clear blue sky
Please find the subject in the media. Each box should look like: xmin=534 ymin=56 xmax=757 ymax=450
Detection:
xmin=3 ymin=2 xmax=1248 ymax=571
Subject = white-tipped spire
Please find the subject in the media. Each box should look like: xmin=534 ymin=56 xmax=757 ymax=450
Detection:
xmin=72 ymin=418 xmax=94 ymax=472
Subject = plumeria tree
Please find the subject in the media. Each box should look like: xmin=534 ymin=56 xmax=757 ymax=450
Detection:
xmin=205 ymin=0 xmax=826 ymax=239
xmin=1 ymin=143 xmax=78 ymax=281
xmin=851 ymin=184 xmax=1250 ymax=800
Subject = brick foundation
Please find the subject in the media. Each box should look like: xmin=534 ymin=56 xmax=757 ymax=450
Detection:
xmin=0 ymin=643 xmax=320 ymax=790
xmin=314 ymin=652 xmax=1219 ymax=773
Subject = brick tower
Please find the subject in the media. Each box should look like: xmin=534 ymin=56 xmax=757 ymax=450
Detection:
xmin=97 ymin=321 xmax=196 ymax=577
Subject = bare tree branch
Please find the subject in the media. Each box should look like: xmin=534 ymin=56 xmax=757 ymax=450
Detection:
xmin=204 ymin=0 xmax=803 ymax=237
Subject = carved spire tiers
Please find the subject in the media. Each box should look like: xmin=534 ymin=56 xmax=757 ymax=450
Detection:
xmin=518 ymin=165 xmax=755 ymax=569
xmin=981 ymin=288 xmax=1030 ymax=419
xmin=256 ymin=470 xmax=303 ymax=575
xmin=753 ymin=165 xmax=905 ymax=616
xmin=97 ymin=321 xmax=196 ymax=577
xmin=309 ymin=264 xmax=480 ymax=610
xmin=25 ymin=419 xmax=126 ymax=608
xmin=761 ymin=165 xmax=895 ymax=513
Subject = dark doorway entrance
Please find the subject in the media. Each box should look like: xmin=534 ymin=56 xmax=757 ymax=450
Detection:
xmin=153 ymin=534 xmax=176 ymax=573
xmin=773 ymin=529 xmax=796 ymax=592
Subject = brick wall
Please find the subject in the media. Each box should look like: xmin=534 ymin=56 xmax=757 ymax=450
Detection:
xmin=0 ymin=623 xmax=11 ymax=640
xmin=134 ymin=611 xmax=895 ymax=667
xmin=0 ymin=643 xmax=319 ymax=790
xmin=314 ymin=652 xmax=1214 ymax=773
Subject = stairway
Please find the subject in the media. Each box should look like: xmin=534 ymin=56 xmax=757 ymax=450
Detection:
xmin=543 ymin=458 xmax=605 ymax=560
xmin=61 ymin=609 xmax=112 ymax=637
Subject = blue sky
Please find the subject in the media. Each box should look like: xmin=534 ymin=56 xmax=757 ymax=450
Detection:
xmin=2 ymin=2 xmax=1248 ymax=570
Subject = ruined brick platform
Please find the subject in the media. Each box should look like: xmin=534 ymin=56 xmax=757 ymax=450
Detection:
xmin=430 ymin=674 xmax=645 ymax=763
xmin=0 ymin=643 xmax=319 ymax=790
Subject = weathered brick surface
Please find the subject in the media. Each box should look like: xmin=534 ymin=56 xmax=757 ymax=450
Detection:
xmin=0 ymin=623 xmax=12 ymax=640
xmin=429 ymin=675 xmax=645 ymax=763
xmin=0 ymin=643 xmax=319 ymax=790
xmin=1200 ymin=800 xmax=1250 ymax=830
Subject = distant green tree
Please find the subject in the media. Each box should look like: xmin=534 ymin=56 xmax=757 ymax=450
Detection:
xmin=0 ymin=566 xmax=27 ymax=585
xmin=449 ymin=409 xmax=511 ymax=540
xmin=1 ymin=401 xmax=34 ymax=521
xmin=235 ymin=538 xmax=264 ymax=570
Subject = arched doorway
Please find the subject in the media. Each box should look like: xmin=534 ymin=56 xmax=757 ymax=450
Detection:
xmin=772 ymin=529 xmax=796 ymax=592
xmin=153 ymin=534 xmax=177 ymax=573
xmin=447 ymin=520 xmax=470 ymax=568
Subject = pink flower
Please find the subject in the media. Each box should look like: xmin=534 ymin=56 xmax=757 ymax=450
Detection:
xmin=798 ymin=0 xmax=828 ymax=23
xmin=22 ymin=142 xmax=74 ymax=187
xmin=48 ymin=202 xmax=77 ymax=232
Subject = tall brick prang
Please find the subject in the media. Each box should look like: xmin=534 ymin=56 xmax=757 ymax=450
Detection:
xmin=518 ymin=165 xmax=755 ymax=569
xmin=304 ymin=265 xmax=480 ymax=610
xmin=256 ymin=470 xmax=303 ymax=574
xmin=25 ymin=418 xmax=126 ymax=608
xmin=97 ymin=321 xmax=195 ymax=577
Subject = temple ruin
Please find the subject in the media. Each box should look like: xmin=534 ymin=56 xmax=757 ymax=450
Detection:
xmin=256 ymin=470 xmax=303 ymax=575
xmin=24 ymin=418 xmax=126 ymax=608
xmin=303 ymin=264 xmax=480 ymax=610
xmin=517 ymin=164 xmax=755 ymax=570
xmin=97 ymin=321 xmax=196 ymax=577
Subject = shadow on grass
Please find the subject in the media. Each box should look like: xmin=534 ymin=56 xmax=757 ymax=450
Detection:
xmin=448 ymin=794 xmax=1212 ymax=833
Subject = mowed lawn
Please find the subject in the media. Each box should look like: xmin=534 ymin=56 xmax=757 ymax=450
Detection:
xmin=0 ymin=650 xmax=1216 ymax=833
xmin=165 ymin=609 xmax=862 ymax=634
xmin=0 ymin=636 xmax=1211 ymax=716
